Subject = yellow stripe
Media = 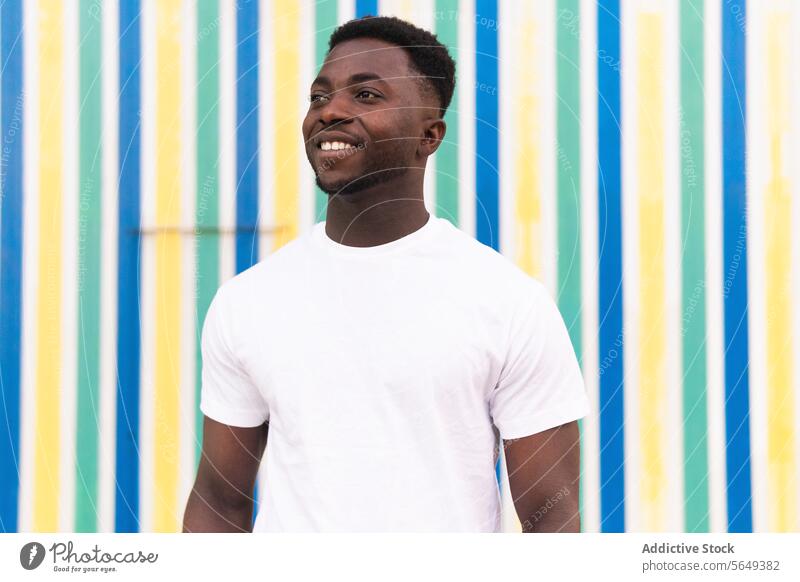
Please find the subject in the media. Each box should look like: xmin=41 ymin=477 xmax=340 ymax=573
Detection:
xmin=514 ymin=3 xmax=540 ymax=278
xmin=33 ymin=0 xmax=63 ymax=532
xmin=153 ymin=0 xmax=182 ymax=532
xmin=764 ymin=11 xmax=797 ymax=532
xmin=637 ymin=12 xmax=667 ymax=531
xmin=273 ymin=0 xmax=301 ymax=249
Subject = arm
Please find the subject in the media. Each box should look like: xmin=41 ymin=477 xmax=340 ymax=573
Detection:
xmin=183 ymin=416 xmax=268 ymax=532
xmin=503 ymin=420 xmax=581 ymax=533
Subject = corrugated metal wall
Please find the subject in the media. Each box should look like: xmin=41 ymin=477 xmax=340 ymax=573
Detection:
xmin=0 ymin=0 xmax=798 ymax=533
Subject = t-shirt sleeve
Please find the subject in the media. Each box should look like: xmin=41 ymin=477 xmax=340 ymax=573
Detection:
xmin=199 ymin=286 xmax=270 ymax=428
xmin=488 ymin=282 xmax=590 ymax=440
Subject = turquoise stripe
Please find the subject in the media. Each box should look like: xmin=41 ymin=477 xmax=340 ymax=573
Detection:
xmin=434 ymin=0 xmax=459 ymax=226
xmin=556 ymin=0 xmax=583 ymax=530
xmin=195 ymin=0 xmax=221 ymax=466
xmin=314 ymin=0 xmax=338 ymax=222
xmin=75 ymin=0 xmax=103 ymax=532
xmin=680 ymin=0 xmax=710 ymax=533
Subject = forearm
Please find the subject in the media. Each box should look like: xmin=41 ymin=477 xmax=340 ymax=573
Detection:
xmin=514 ymin=481 xmax=581 ymax=533
xmin=182 ymin=486 xmax=255 ymax=533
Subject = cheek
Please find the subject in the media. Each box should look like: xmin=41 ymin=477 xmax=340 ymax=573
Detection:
xmin=369 ymin=118 xmax=417 ymax=153
xmin=301 ymin=115 xmax=314 ymax=144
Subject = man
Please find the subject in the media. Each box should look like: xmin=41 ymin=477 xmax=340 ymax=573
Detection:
xmin=183 ymin=15 xmax=589 ymax=533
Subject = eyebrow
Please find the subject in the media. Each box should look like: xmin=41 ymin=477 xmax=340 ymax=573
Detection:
xmin=311 ymin=72 xmax=390 ymax=89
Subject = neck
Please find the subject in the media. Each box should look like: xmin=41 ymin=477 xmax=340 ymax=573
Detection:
xmin=323 ymin=176 xmax=430 ymax=247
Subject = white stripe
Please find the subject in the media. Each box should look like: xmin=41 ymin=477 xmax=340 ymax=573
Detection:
xmin=664 ymin=0 xmax=685 ymax=532
xmin=178 ymin=0 xmax=199 ymax=527
xmin=255 ymin=0 xmax=273 ymax=504
xmin=219 ymin=0 xmax=236 ymax=284
xmin=299 ymin=0 xmax=317 ymax=229
xmin=744 ymin=0 xmax=768 ymax=533
xmin=60 ymin=0 xmax=80 ymax=533
xmin=620 ymin=0 xmax=641 ymax=533
xmin=377 ymin=0 xmax=396 ymax=19
xmin=497 ymin=0 xmax=515 ymax=259
xmin=540 ymin=0 xmax=557 ymax=296
xmin=338 ymin=0 xmax=356 ymax=23
xmin=579 ymin=0 xmax=600 ymax=534
xmin=98 ymin=0 xmax=120 ymax=533
xmin=258 ymin=0 xmax=276 ymax=261
xmin=420 ymin=0 xmax=435 ymax=31
xmin=703 ymin=0 xmax=728 ymax=533
xmin=18 ymin=0 xmax=41 ymax=534
xmin=457 ymin=0 xmax=475 ymax=236
xmin=496 ymin=0 xmax=520 ymax=535
xmin=138 ymin=0 xmax=156 ymax=533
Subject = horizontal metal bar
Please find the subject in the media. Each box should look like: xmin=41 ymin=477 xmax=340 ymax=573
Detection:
xmin=131 ymin=225 xmax=287 ymax=235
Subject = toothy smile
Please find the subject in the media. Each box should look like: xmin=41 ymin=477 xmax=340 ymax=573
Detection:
xmin=318 ymin=141 xmax=358 ymax=151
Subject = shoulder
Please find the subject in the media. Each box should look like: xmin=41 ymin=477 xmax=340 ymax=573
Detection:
xmin=438 ymin=220 xmax=548 ymax=304
xmin=214 ymin=227 xmax=315 ymax=302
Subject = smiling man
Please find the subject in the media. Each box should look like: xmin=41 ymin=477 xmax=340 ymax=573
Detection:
xmin=183 ymin=15 xmax=589 ymax=533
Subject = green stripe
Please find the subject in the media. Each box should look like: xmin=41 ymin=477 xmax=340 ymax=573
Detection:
xmin=75 ymin=0 xmax=103 ymax=532
xmin=435 ymin=0 xmax=459 ymax=226
xmin=556 ymin=4 xmax=581 ymax=356
xmin=314 ymin=0 xmax=338 ymax=222
xmin=196 ymin=0 xmax=221 ymax=465
xmin=556 ymin=0 xmax=583 ymax=530
xmin=680 ymin=0 xmax=709 ymax=532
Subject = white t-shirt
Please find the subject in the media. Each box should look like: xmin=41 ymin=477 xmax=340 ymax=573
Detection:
xmin=200 ymin=214 xmax=590 ymax=532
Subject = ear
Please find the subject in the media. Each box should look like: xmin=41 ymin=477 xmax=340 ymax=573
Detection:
xmin=418 ymin=117 xmax=446 ymax=157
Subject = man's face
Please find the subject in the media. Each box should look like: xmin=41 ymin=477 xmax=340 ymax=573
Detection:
xmin=302 ymin=37 xmax=436 ymax=197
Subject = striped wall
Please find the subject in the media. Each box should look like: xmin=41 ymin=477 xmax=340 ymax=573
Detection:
xmin=0 ymin=0 xmax=798 ymax=533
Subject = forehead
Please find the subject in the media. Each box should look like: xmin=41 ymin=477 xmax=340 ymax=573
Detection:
xmin=316 ymin=38 xmax=413 ymax=85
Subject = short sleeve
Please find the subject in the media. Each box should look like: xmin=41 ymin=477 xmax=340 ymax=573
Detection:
xmin=199 ymin=286 xmax=270 ymax=427
xmin=489 ymin=283 xmax=590 ymax=440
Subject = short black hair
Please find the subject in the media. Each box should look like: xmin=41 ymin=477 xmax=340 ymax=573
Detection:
xmin=327 ymin=15 xmax=456 ymax=117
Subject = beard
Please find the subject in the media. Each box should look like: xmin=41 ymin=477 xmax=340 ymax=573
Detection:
xmin=315 ymin=166 xmax=409 ymax=197
xmin=312 ymin=143 xmax=410 ymax=198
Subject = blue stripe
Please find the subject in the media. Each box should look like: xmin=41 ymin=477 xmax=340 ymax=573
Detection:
xmin=474 ymin=0 xmax=499 ymax=251
xmin=236 ymin=0 xmax=260 ymax=274
xmin=0 ymin=0 xmax=24 ymax=534
xmin=721 ymin=0 xmax=752 ymax=533
xmin=355 ymin=0 xmax=378 ymax=18
xmin=597 ymin=0 xmax=625 ymax=533
xmin=252 ymin=481 xmax=259 ymax=529
xmin=116 ymin=0 xmax=142 ymax=533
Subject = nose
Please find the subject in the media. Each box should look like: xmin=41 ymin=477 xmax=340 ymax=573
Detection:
xmin=317 ymin=92 xmax=354 ymax=127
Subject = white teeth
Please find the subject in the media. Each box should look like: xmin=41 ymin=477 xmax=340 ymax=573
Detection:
xmin=320 ymin=141 xmax=355 ymax=151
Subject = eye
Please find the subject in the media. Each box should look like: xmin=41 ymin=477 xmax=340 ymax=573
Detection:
xmin=355 ymin=89 xmax=379 ymax=100
xmin=309 ymin=93 xmax=328 ymax=104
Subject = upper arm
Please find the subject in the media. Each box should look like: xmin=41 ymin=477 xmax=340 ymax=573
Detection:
xmin=503 ymin=420 xmax=581 ymax=532
xmin=193 ymin=415 xmax=268 ymax=509
xmin=488 ymin=283 xmax=589 ymax=440
xmin=199 ymin=287 xmax=270 ymax=427
xmin=188 ymin=285 xmax=270 ymax=530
